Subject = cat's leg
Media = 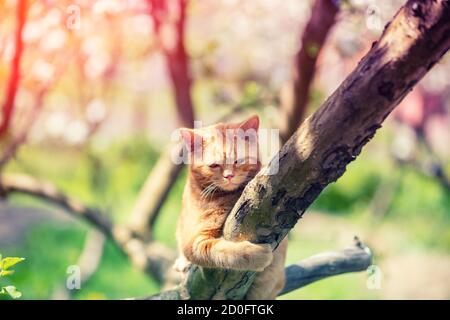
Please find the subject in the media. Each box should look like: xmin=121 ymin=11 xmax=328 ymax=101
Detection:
xmin=184 ymin=235 xmax=273 ymax=271
xmin=245 ymin=238 xmax=288 ymax=300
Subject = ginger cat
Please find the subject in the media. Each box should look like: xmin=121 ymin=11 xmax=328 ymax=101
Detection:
xmin=175 ymin=115 xmax=287 ymax=300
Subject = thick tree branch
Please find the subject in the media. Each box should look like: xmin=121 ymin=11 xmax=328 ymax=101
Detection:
xmin=280 ymin=0 xmax=340 ymax=143
xmin=167 ymin=0 xmax=450 ymax=299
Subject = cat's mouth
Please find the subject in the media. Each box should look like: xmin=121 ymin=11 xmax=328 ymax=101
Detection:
xmin=219 ymin=179 xmax=243 ymax=191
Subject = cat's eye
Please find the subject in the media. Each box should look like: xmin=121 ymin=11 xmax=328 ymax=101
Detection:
xmin=234 ymin=159 xmax=245 ymax=165
xmin=208 ymin=163 xmax=220 ymax=169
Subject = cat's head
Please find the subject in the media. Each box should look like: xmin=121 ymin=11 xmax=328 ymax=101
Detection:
xmin=179 ymin=115 xmax=261 ymax=192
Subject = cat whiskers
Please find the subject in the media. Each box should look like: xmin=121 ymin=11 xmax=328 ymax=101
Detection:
xmin=201 ymin=183 xmax=219 ymax=200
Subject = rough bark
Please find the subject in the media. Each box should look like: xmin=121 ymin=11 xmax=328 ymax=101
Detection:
xmin=165 ymin=0 xmax=450 ymax=300
xmin=280 ymin=0 xmax=339 ymax=143
xmin=0 ymin=0 xmax=27 ymax=138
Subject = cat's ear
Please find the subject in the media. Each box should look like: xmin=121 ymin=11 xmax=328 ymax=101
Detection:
xmin=238 ymin=115 xmax=259 ymax=132
xmin=179 ymin=128 xmax=202 ymax=152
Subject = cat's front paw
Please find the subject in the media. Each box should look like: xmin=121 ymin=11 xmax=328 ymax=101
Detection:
xmin=241 ymin=242 xmax=273 ymax=272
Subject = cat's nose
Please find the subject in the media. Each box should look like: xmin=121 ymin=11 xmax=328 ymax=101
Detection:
xmin=223 ymin=173 xmax=234 ymax=180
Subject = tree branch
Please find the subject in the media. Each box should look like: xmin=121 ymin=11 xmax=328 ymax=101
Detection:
xmin=0 ymin=174 xmax=179 ymax=285
xmin=0 ymin=174 xmax=113 ymax=234
xmin=167 ymin=0 xmax=450 ymax=300
xmin=279 ymin=238 xmax=372 ymax=296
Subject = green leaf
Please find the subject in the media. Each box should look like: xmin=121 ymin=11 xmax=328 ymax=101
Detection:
xmin=1 ymin=286 xmax=22 ymax=299
xmin=0 ymin=270 xmax=14 ymax=276
xmin=1 ymin=257 xmax=25 ymax=270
